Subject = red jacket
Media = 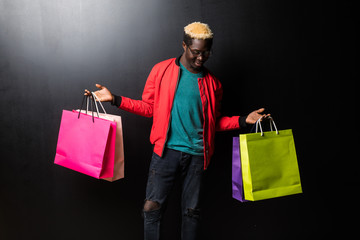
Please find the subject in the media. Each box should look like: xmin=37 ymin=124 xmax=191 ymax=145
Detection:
xmin=119 ymin=57 xmax=240 ymax=169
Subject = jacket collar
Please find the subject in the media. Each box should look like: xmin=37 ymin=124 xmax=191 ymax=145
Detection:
xmin=175 ymin=55 xmax=181 ymax=66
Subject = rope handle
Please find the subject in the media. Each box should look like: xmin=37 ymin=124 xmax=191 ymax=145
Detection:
xmin=78 ymin=94 xmax=96 ymax=122
xmin=77 ymin=92 xmax=108 ymax=122
xmin=255 ymin=116 xmax=279 ymax=136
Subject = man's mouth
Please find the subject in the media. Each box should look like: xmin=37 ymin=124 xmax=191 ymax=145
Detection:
xmin=194 ymin=61 xmax=203 ymax=67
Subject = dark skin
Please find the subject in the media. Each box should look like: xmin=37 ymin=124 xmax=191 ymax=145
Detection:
xmin=85 ymin=38 xmax=269 ymax=124
xmin=180 ymin=38 xmax=212 ymax=73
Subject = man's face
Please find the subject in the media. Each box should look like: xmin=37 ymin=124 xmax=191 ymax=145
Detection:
xmin=182 ymin=39 xmax=212 ymax=73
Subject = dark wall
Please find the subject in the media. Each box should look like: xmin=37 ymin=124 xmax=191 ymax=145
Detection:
xmin=0 ymin=0 xmax=351 ymax=239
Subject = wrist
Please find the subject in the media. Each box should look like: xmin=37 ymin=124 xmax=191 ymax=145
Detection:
xmin=111 ymin=94 xmax=122 ymax=107
xmin=239 ymin=115 xmax=248 ymax=128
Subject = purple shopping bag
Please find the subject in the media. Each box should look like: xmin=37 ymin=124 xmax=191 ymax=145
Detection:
xmin=232 ymin=137 xmax=248 ymax=202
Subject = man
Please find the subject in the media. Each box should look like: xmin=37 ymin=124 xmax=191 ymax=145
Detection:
xmin=85 ymin=22 xmax=269 ymax=240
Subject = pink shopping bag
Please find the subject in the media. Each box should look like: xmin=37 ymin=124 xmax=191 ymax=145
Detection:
xmin=54 ymin=110 xmax=116 ymax=179
xmin=76 ymin=110 xmax=124 ymax=181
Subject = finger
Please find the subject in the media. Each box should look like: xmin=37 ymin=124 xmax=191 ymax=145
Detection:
xmin=95 ymin=83 xmax=104 ymax=89
xmin=256 ymin=108 xmax=265 ymax=113
xmin=261 ymin=114 xmax=271 ymax=121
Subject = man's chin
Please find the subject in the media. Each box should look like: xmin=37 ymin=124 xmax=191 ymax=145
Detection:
xmin=191 ymin=63 xmax=203 ymax=71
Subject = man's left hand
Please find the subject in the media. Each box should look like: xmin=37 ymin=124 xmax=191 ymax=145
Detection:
xmin=246 ymin=108 xmax=271 ymax=124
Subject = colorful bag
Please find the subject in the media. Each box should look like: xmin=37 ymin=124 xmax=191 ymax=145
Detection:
xmin=54 ymin=94 xmax=116 ymax=179
xmin=91 ymin=112 xmax=124 ymax=182
xmin=76 ymin=93 xmax=125 ymax=181
xmin=239 ymin=118 xmax=302 ymax=201
xmin=232 ymin=137 xmax=248 ymax=202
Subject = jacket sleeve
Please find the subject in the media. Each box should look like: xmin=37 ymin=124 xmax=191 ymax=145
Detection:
xmin=118 ymin=65 xmax=158 ymax=118
xmin=214 ymin=82 xmax=241 ymax=131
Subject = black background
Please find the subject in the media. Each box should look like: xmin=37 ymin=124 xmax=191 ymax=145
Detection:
xmin=0 ymin=0 xmax=355 ymax=239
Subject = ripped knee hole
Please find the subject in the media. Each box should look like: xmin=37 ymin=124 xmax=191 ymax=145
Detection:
xmin=143 ymin=200 xmax=161 ymax=212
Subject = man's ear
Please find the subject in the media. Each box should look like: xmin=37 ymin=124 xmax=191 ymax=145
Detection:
xmin=182 ymin=41 xmax=187 ymax=52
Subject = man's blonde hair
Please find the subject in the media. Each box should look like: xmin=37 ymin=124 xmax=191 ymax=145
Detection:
xmin=184 ymin=22 xmax=213 ymax=40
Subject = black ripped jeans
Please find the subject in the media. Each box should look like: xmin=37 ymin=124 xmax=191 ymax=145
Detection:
xmin=143 ymin=148 xmax=205 ymax=240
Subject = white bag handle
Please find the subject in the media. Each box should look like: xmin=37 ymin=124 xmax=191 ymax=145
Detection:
xmin=255 ymin=116 xmax=279 ymax=136
xmin=88 ymin=92 xmax=107 ymax=115
xmin=77 ymin=94 xmax=98 ymax=121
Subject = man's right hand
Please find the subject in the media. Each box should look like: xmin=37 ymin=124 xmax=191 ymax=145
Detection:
xmin=84 ymin=84 xmax=113 ymax=102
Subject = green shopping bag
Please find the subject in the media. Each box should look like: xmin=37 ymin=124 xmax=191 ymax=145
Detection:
xmin=240 ymin=117 xmax=302 ymax=201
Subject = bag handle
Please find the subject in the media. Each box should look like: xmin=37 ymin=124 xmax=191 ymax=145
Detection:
xmin=85 ymin=94 xmax=100 ymax=118
xmin=90 ymin=92 xmax=107 ymax=115
xmin=255 ymin=116 xmax=279 ymax=136
xmin=77 ymin=92 xmax=108 ymax=122
xmin=78 ymin=94 xmax=97 ymax=122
